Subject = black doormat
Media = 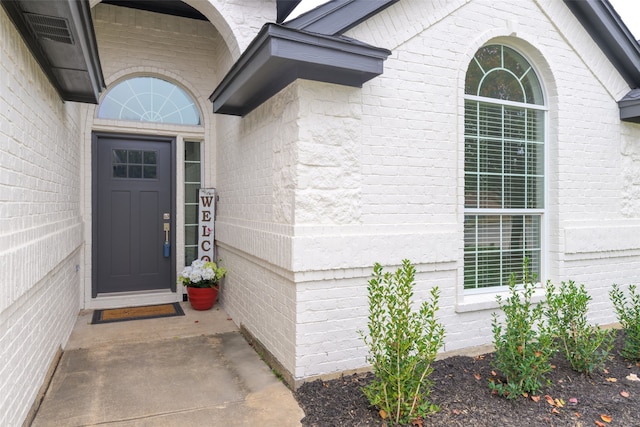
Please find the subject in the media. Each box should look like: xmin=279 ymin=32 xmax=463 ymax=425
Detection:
xmin=91 ymin=302 xmax=185 ymax=324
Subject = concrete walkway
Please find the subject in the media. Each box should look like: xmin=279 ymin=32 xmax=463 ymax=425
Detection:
xmin=31 ymin=303 xmax=304 ymax=426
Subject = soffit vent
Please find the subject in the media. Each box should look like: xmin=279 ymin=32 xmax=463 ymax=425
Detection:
xmin=25 ymin=13 xmax=74 ymax=45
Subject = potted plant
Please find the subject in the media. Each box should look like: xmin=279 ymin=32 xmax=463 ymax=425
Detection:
xmin=178 ymin=259 xmax=226 ymax=310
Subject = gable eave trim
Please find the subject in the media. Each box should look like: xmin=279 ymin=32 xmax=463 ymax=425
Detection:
xmin=209 ymin=24 xmax=391 ymax=116
xmin=284 ymin=0 xmax=399 ymax=36
xmin=276 ymin=0 xmax=302 ymax=23
xmin=564 ymin=0 xmax=640 ymax=89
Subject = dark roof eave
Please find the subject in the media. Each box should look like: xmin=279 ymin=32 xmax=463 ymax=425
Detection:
xmin=284 ymin=0 xmax=399 ymax=36
xmin=276 ymin=0 xmax=302 ymax=23
xmin=1 ymin=0 xmax=105 ymax=104
xmin=564 ymin=0 xmax=640 ymax=123
xmin=619 ymin=89 xmax=640 ymax=123
xmin=209 ymin=24 xmax=391 ymax=116
xmin=564 ymin=0 xmax=640 ymax=88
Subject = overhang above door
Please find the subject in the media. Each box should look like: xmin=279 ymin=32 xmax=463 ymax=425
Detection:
xmin=210 ymin=0 xmax=397 ymax=116
xmin=1 ymin=0 xmax=105 ymax=103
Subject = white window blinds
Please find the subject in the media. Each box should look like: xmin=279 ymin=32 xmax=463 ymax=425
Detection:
xmin=463 ymin=45 xmax=546 ymax=290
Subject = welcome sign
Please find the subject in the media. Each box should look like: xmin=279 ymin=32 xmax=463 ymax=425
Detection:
xmin=198 ymin=188 xmax=215 ymax=261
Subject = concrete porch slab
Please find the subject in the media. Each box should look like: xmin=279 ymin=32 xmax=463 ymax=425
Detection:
xmin=31 ymin=303 xmax=304 ymax=426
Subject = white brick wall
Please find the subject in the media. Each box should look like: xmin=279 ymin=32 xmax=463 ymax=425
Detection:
xmin=3 ymin=0 xmax=633 ymax=395
xmin=217 ymin=246 xmax=297 ymax=371
xmin=215 ymin=82 xmax=300 ymax=374
xmin=91 ymin=3 xmax=224 ymax=121
xmin=73 ymin=0 xmax=640 ymax=387
xmin=88 ymin=0 xmax=274 ymax=59
xmin=1 ymin=0 xmax=638 ymax=409
xmin=214 ymin=0 xmax=640 ymax=382
xmin=0 ymin=8 xmax=83 ymax=426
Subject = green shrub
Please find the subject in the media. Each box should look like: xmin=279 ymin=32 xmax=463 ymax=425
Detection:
xmin=610 ymin=284 xmax=640 ymax=361
xmin=359 ymin=260 xmax=445 ymax=425
xmin=545 ymin=280 xmax=614 ymax=374
xmin=490 ymin=259 xmax=556 ymax=398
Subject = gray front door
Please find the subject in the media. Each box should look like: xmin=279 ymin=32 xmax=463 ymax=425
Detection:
xmin=92 ymin=133 xmax=175 ymax=296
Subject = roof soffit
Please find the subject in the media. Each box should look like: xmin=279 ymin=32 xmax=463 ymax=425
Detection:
xmin=1 ymin=0 xmax=105 ymax=103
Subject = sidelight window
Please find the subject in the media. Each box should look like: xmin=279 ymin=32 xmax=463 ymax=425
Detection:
xmin=184 ymin=141 xmax=201 ymax=265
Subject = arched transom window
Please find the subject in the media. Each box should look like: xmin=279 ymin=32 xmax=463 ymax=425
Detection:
xmin=98 ymin=76 xmax=201 ymax=125
xmin=464 ymin=45 xmax=546 ymax=290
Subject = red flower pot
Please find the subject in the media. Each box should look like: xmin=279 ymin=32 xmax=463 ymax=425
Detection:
xmin=187 ymin=286 xmax=218 ymax=310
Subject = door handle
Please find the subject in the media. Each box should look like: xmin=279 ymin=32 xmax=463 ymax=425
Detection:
xmin=163 ymin=222 xmax=170 ymax=257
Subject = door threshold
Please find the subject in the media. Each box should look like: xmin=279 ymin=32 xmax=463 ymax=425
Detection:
xmin=97 ymin=289 xmax=174 ymax=297
xmin=87 ymin=290 xmax=180 ymax=310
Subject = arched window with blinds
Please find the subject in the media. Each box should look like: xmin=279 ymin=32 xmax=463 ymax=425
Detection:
xmin=463 ymin=45 xmax=546 ymax=290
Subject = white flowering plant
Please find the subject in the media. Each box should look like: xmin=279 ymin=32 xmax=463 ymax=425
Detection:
xmin=178 ymin=259 xmax=226 ymax=288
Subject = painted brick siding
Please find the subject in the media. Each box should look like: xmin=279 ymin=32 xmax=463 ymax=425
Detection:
xmin=215 ymin=82 xmax=299 ymax=374
xmin=91 ymin=4 xmax=224 ymax=121
xmin=217 ymin=247 xmax=297 ymax=372
xmin=88 ymin=0 xmax=274 ymax=58
xmin=0 ymin=8 xmax=83 ymax=427
xmin=75 ymin=0 xmax=640 ymax=386
xmin=287 ymin=0 xmax=640 ymax=380
xmin=295 ymin=266 xmax=458 ymax=380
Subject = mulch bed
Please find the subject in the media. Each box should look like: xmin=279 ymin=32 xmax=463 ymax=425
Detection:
xmin=295 ymin=331 xmax=640 ymax=426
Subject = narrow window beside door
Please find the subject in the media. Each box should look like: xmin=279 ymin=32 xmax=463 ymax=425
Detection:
xmin=184 ymin=141 xmax=201 ymax=265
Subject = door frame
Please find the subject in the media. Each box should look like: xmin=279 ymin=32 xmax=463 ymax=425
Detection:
xmin=91 ymin=132 xmax=177 ymax=298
